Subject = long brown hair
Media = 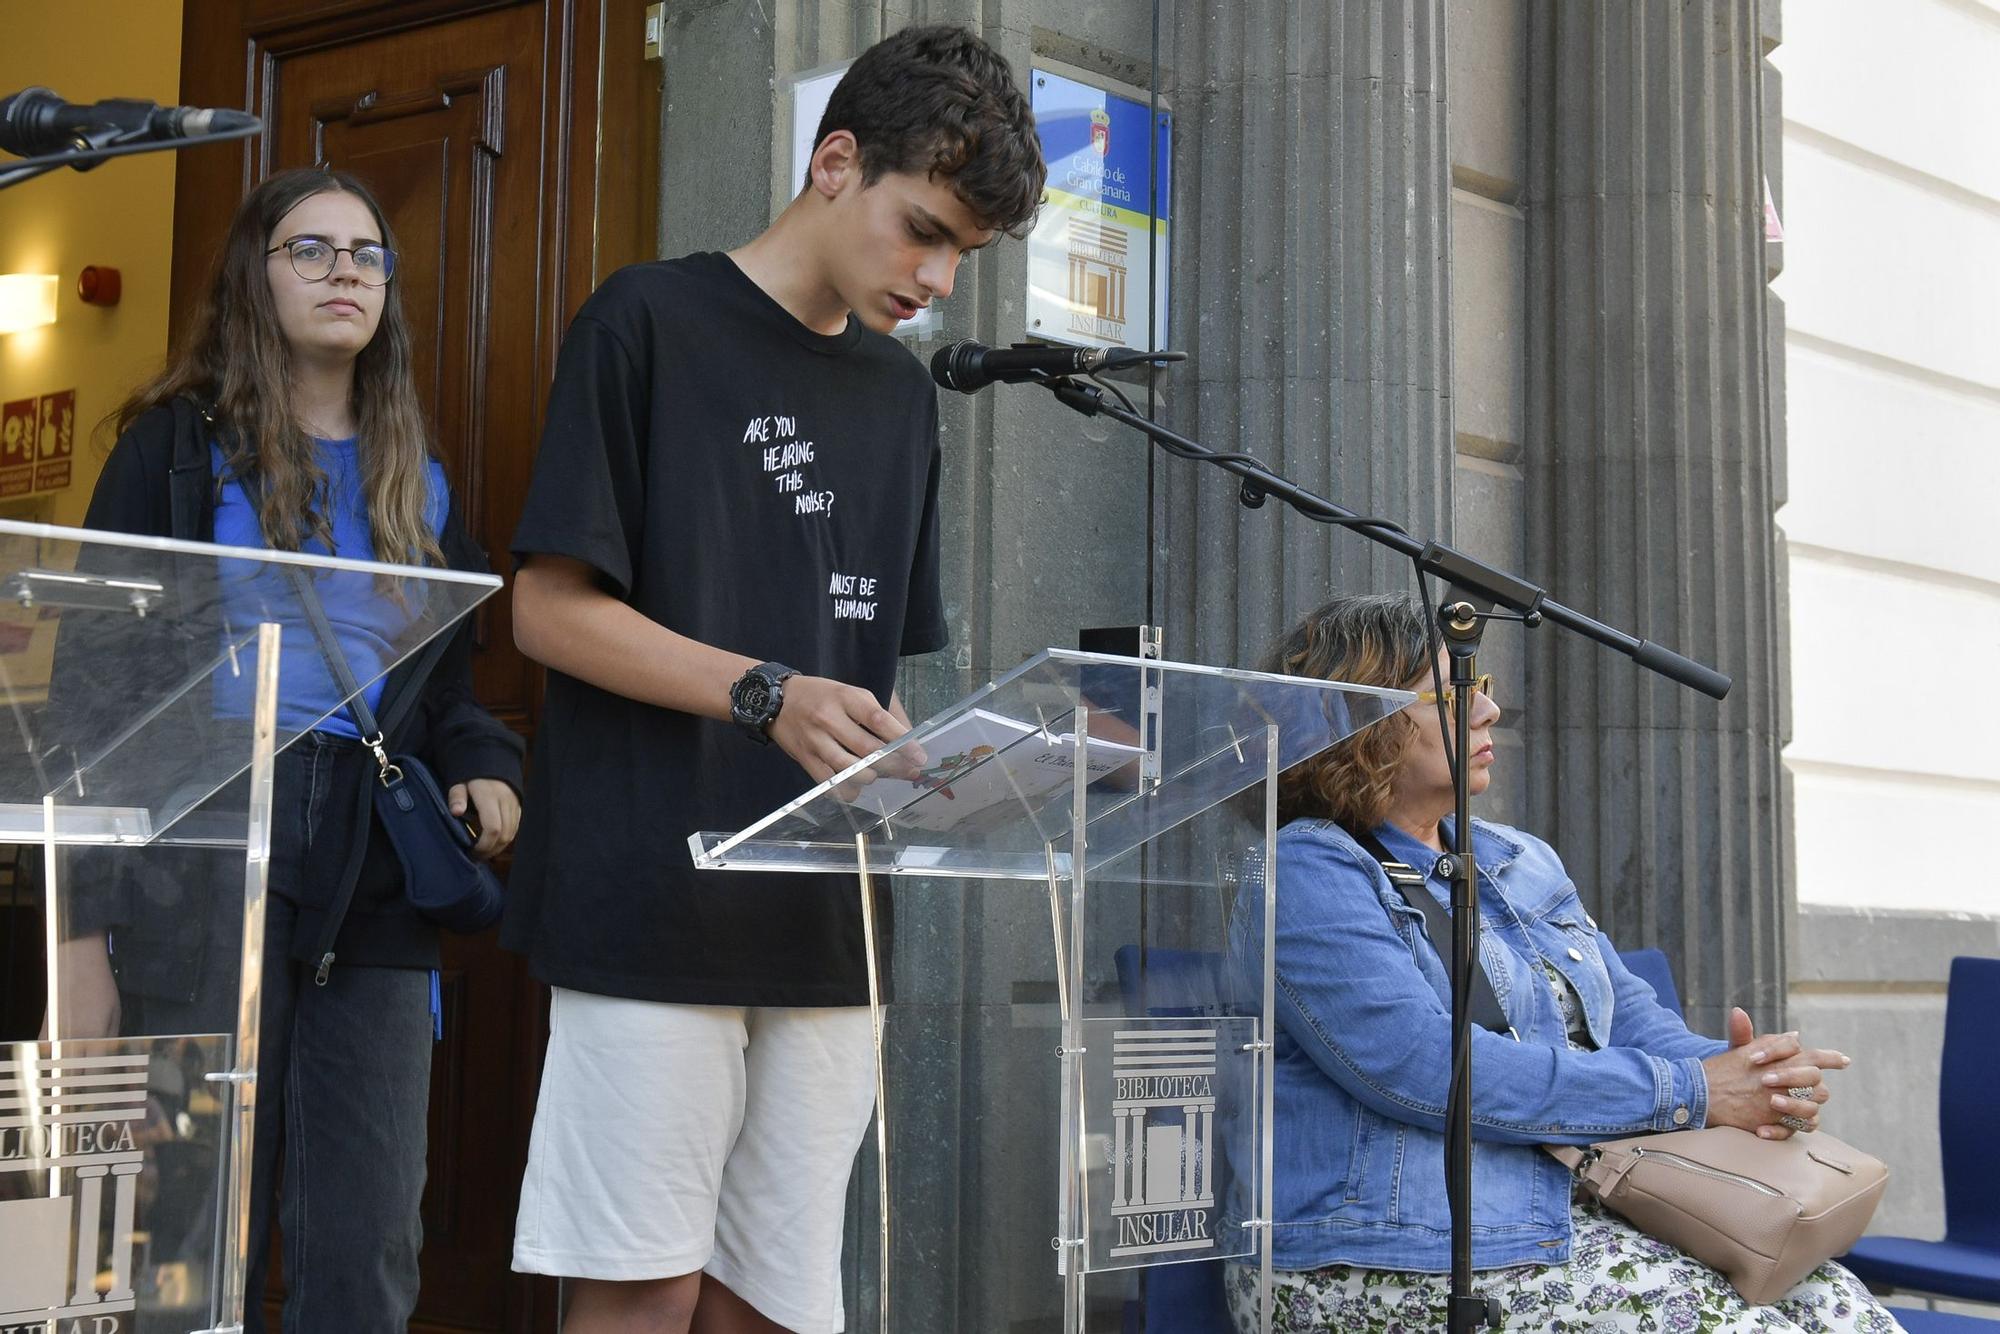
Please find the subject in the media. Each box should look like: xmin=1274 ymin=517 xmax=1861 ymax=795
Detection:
xmin=1260 ymin=594 xmax=1434 ymax=829
xmin=117 ymin=166 xmax=443 ymax=567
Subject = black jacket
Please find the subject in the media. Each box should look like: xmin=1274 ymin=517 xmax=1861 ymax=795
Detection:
xmin=67 ymin=395 xmax=524 ymax=989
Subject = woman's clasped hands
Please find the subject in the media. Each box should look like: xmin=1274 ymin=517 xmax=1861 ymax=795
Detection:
xmin=1699 ymin=1006 xmax=1851 ymax=1140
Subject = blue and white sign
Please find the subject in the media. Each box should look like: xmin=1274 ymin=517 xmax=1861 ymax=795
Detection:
xmin=1027 ymin=68 xmax=1172 ymax=351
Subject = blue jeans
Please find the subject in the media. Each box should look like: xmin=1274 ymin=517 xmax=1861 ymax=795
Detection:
xmin=241 ymin=891 xmax=432 ymax=1334
xmin=125 ymin=736 xmax=435 ymax=1332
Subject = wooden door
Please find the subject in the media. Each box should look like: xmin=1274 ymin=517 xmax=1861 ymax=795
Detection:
xmin=173 ymin=3 xmax=658 ymax=1330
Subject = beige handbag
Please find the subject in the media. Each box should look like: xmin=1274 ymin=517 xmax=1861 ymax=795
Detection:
xmin=1548 ymin=1128 xmax=1889 ymax=1305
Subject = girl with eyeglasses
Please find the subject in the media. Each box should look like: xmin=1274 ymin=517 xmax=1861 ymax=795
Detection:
xmin=64 ymin=165 xmax=524 ymax=1332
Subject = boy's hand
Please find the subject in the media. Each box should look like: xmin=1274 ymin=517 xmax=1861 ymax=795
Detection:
xmin=769 ymin=676 xmax=915 ymax=784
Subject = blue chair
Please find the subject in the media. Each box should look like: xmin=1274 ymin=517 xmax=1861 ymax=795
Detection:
xmin=1886 ymin=1309 xmax=2000 ymax=1332
xmin=1111 ymin=944 xmax=1234 ymax=1334
xmin=1619 ymin=946 xmax=1684 ymax=1018
xmin=1113 ymin=944 xmax=1225 ymax=1017
xmin=1841 ymin=957 xmax=2000 ymax=1305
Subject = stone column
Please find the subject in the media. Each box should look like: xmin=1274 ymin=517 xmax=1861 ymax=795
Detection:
xmin=1159 ymin=0 xmax=1457 ymax=668
xmin=1520 ymin=0 xmax=1787 ymax=1035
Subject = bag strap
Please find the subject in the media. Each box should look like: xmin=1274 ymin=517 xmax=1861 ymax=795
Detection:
xmin=1342 ymin=824 xmax=1514 ymax=1038
xmin=1542 ymin=1141 xmax=1642 ymax=1196
xmin=228 ymin=458 xmax=436 ymax=773
xmin=287 ymin=565 xmax=456 ymax=987
xmin=283 ymin=564 xmax=450 ymax=778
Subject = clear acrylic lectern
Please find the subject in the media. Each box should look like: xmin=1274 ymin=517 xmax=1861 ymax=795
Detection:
xmin=0 ymin=520 xmax=497 ymax=1334
xmin=693 ymin=650 xmax=1410 ymax=1334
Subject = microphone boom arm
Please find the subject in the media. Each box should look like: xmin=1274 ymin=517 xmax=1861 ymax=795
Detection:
xmin=1039 ymin=374 xmax=1731 ymax=699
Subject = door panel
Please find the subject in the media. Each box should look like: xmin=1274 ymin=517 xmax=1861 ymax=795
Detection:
xmin=277 ymin=13 xmax=535 ymax=723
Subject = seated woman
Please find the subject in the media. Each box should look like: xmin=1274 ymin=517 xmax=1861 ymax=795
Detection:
xmin=1228 ymin=593 xmax=1898 ymax=1333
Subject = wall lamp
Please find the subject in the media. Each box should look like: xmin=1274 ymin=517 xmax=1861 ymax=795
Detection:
xmin=0 ymin=274 xmax=59 ymax=335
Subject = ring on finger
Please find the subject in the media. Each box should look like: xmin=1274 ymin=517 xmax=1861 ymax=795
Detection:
xmin=1780 ymin=1114 xmax=1812 ymax=1133
xmin=1787 ymin=1086 xmax=1817 ymax=1102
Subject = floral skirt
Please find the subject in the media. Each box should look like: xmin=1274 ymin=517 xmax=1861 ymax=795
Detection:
xmin=1224 ymin=1200 xmax=1904 ymax=1333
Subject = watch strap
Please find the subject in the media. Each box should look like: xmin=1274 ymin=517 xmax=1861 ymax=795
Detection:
xmin=733 ymin=661 xmax=798 ymax=742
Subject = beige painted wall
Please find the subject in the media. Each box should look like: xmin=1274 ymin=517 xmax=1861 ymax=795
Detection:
xmin=0 ymin=0 xmax=185 ymax=531
xmin=0 ymin=1 xmax=184 ymax=692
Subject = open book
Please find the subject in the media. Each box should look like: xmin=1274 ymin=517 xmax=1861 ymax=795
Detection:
xmin=845 ymin=707 xmax=1144 ymax=833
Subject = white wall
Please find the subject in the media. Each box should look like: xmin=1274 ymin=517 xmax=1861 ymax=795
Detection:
xmin=1774 ymin=0 xmax=2000 ymax=917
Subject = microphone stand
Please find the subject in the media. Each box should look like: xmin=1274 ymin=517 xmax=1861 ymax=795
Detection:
xmin=0 ymin=116 xmax=262 ymax=191
xmin=1031 ymin=367 xmax=1731 ymax=1334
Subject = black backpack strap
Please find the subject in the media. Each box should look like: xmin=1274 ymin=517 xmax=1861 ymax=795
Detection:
xmin=1343 ymin=825 xmax=1515 ymax=1038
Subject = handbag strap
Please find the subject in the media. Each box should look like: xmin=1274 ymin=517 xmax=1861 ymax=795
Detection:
xmin=230 ymin=461 xmax=396 ymax=774
xmin=282 ymin=564 xmax=449 ymax=779
xmin=1342 ymin=824 xmax=1514 ymax=1038
xmin=1547 ymin=1144 xmax=1588 ymax=1172
xmin=1542 ymin=1141 xmax=1644 ymax=1196
xmin=286 ymin=567 xmax=458 ymax=986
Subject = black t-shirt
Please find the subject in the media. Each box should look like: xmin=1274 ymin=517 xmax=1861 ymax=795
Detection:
xmin=502 ymin=252 xmax=947 ymax=1006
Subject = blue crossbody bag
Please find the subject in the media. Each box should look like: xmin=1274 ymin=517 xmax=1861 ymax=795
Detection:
xmin=287 ymin=565 xmax=504 ymax=934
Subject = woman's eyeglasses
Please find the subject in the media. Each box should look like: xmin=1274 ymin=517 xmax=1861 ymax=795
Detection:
xmin=1413 ymin=673 xmax=1495 ymax=707
xmin=266 ymin=237 xmax=396 ymax=287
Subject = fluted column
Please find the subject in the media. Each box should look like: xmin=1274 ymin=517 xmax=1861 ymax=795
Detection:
xmin=1521 ymin=0 xmax=1787 ymax=1035
xmin=1160 ymin=0 xmax=1457 ymax=668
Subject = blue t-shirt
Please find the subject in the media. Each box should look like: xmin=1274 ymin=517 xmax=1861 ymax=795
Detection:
xmin=212 ymin=437 xmax=448 ymax=738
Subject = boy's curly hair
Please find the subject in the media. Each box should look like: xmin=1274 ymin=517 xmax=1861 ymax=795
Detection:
xmin=811 ymin=24 xmax=1046 ymax=237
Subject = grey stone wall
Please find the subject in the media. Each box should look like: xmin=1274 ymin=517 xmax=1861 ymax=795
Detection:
xmin=1156 ymin=0 xmax=1456 ymax=670
xmin=1438 ymin=0 xmax=1790 ymax=1037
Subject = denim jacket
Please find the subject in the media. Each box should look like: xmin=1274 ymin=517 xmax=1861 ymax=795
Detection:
xmin=1228 ymin=817 xmax=1727 ymax=1273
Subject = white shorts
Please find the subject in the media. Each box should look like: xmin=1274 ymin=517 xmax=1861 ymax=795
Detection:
xmin=512 ymin=988 xmax=876 ymax=1333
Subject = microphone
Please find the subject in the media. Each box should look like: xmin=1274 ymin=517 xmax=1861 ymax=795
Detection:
xmin=0 ymin=87 xmax=260 ymax=158
xmin=931 ymin=340 xmax=1153 ymax=393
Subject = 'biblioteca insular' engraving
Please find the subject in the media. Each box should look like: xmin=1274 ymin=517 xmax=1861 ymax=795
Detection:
xmin=0 ymin=1121 xmax=140 ymax=1163
xmin=0 ymin=1051 xmax=150 ymax=1331
xmin=1107 ymin=1028 xmax=1220 ymax=1258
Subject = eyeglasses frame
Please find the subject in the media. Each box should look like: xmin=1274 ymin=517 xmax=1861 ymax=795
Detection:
xmin=1412 ymin=673 xmax=1495 ymax=707
xmin=265 ymin=238 xmax=397 ymax=287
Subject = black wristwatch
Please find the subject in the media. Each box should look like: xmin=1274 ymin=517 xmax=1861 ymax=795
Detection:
xmin=729 ymin=662 xmax=799 ymax=744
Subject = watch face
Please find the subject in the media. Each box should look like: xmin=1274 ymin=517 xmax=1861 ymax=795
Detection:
xmin=737 ymin=679 xmax=774 ymax=718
